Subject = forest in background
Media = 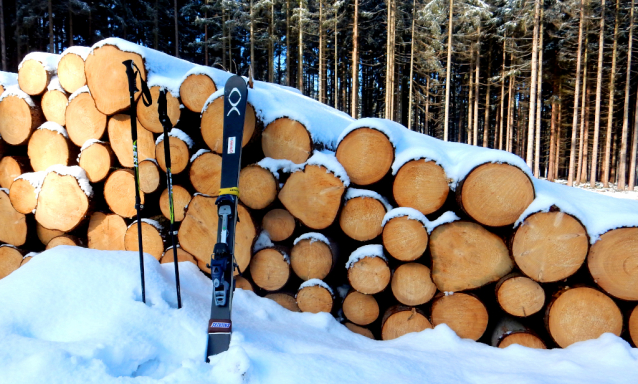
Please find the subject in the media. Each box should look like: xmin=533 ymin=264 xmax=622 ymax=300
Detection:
xmin=1 ymin=0 xmax=638 ymax=190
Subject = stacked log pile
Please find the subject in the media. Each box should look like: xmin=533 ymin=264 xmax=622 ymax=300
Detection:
xmin=0 ymin=39 xmax=637 ymax=351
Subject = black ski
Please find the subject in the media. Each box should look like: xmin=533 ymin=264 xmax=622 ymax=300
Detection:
xmin=205 ymin=75 xmax=248 ymax=361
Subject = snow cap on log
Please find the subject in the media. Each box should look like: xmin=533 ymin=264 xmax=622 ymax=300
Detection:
xmin=19 ymin=52 xmax=61 ymax=72
xmin=346 ymin=244 xmax=387 ymax=270
xmin=384 ymin=209 xmax=459 ymax=234
xmin=0 ymin=71 xmax=18 ymax=89
xmin=298 ymin=278 xmax=334 ymax=297
xmin=293 ymin=232 xmax=330 ymax=246
xmin=60 ymin=46 xmax=91 ymax=60
xmin=344 ymin=188 xmax=392 ymax=212
xmin=252 ymin=230 xmax=275 ymax=253
xmin=154 ymin=128 xmax=194 ymax=148
xmin=37 ymin=122 xmax=68 ymax=138
xmin=0 ymin=85 xmax=36 ymax=107
xmin=44 ymin=165 xmax=93 ymax=198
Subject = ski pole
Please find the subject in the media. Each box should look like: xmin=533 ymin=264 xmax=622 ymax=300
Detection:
xmin=158 ymin=89 xmax=182 ymax=309
xmin=123 ymin=60 xmax=152 ymax=304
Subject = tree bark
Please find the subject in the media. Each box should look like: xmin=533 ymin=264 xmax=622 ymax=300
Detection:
xmin=298 ymin=0 xmax=304 ymax=92
xmin=384 ymin=0 xmax=396 ymax=120
xmin=250 ymin=0 xmax=254 ymax=78
xmin=568 ymin=0 xmax=585 ymax=186
xmin=48 ymin=0 xmax=54 ymax=53
xmin=319 ymin=0 xmax=324 ymax=102
xmin=468 ymin=53 xmax=474 ymax=145
xmin=507 ymin=51 xmax=515 ymax=152
xmin=580 ymin=86 xmax=591 ymax=183
xmin=603 ymin=0 xmax=619 ymax=187
xmin=269 ymin=1 xmax=275 ymax=83
xmin=577 ymin=38 xmax=589 ymax=184
xmin=618 ymin=0 xmax=635 ymax=190
xmin=527 ymin=0 xmax=541 ymax=167
xmin=534 ymin=7 xmax=544 ymax=177
xmin=334 ymin=11 xmax=338 ymax=109
xmin=407 ymin=0 xmax=416 ymax=130
xmin=443 ymin=0 xmax=453 ymax=141
xmin=1 ymin=0 xmax=6 ymax=71
xmin=483 ymin=51 xmax=491 ymax=148
xmin=286 ymin=0 xmax=291 ymax=86
xmin=351 ymin=0 xmax=359 ymax=117
xmin=473 ymin=32 xmax=480 ymax=147
xmin=590 ymin=0 xmax=606 ymax=187
xmin=548 ymin=73 xmax=558 ymax=181
xmin=174 ymin=0 xmax=179 ymax=57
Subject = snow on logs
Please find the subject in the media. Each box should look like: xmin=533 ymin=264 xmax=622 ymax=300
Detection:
xmin=179 ymin=70 xmax=217 ymax=113
xmin=18 ymin=52 xmax=60 ymax=96
xmin=0 ymin=87 xmax=44 ymax=146
xmin=296 ymin=279 xmax=334 ymax=313
xmin=0 ymin=71 xmax=18 ymax=94
xmin=336 ymin=125 xmax=395 ymax=186
xmin=9 ymin=171 xmax=44 ymax=214
xmin=238 ymin=165 xmax=278 ymax=210
xmin=393 ymin=159 xmax=449 ymax=215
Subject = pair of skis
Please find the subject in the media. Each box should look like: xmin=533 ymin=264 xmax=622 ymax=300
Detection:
xmin=123 ymin=62 xmax=247 ymax=360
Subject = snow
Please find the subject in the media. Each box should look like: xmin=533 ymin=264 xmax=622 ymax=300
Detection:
xmin=91 ymin=38 xmax=195 ymax=96
xmin=128 ymin=218 xmax=164 ymax=232
xmin=0 ymin=243 xmax=16 ymax=249
xmin=1 ymin=247 xmax=635 ymax=384
xmin=190 ymin=148 xmax=211 ymax=163
xmin=344 ymin=188 xmax=393 ymax=212
xmin=0 ymin=70 xmax=18 ymax=87
xmin=293 ymin=232 xmax=330 ymax=246
xmin=253 ymin=231 xmax=274 ymax=253
xmin=304 ymin=151 xmax=350 ymax=186
xmin=155 ymin=128 xmax=194 ymax=149
xmin=298 ymin=279 xmax=334 ymax=297
xmin=381 ymin=208 xmax=459 ymax=234
xmin=67 ymin=85 xmax=90 ymax=103
xmin=14 ymin=171 xmax=47 ymax=200
xmin=18 ymin=52 xmax=61 ymax=72
xmin=426 ymin=211 xmax=462 ymax=233
xmin=24 ymin=252 xmax=40 ymax=258
xmin=60 ymin=46 xmax=92 ymax=61
xmin=0 ymin=188 xmax=8 ymax=195
xmin=345 ymin=244 xmax=387 ymax=269
xmin=77 ymin=140 xmax=105 ymax=163
xmin=337 ymin=118 xmax=401 ymax=148
xmin=256 ymin=157 xmax=300 ymax=179
xmin=0 ymin=85 xmax=36 ymax=107
xmin=45 ymin=165 xmax=93 ymax=198
xmin=37 ymin=122 xmax=68 ymax=138
xmin=201 ymin=90 xmax=223 ymax=116
xmin=46 ymin=76 xmax=65 ymax=93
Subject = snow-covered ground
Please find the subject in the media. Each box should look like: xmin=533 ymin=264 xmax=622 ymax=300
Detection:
xmin=552 ymin=179 xmax=638 ymax=201
xmin=1 ymin=247 xmax=636 ymax=384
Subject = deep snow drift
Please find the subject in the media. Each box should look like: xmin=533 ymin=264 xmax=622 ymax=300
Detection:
xmin=0 ymin=247 xmax=636 ymax=384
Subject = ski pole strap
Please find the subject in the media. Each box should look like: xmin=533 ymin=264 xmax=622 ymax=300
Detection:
xmin=218 ymin=187 xmax=239 ymax=196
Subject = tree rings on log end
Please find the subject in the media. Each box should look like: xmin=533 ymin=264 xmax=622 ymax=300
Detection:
xmin=190 ymin=151 xmax=222 ymax=195
xmin=336 ymin=128 xmax=394 ymax=186
xmin=279 ymin=165 xmax=345 ymax=230
xmin=18 ymin=59 xmax=51 ymax=96
xmin=0 ymin=95 xmax=43 ymax=145
xmin=41 ymin=89 xmax=68 ymax=126
xmin=137 ymin=86 xmax=180 ymax=133
xmin=0 ymin=246 xmax=23 ymax=279
xmin=161 ymin=247 xmax=196 ymax=265
xmin=496 ymin=275 xmax=545 ymax=317
xmin=139 ymin=159 xmax=161 ymax=194
xmin=340 ymin=196 xmax=387 ymax=241
xmin=588 ymin=227 xmax=638 ymax=301
xmin=342 ymin=291 xmax=379 ymax=326
xmin=235 ymin=276 xmax=254 ymax=292
xmin=179 ymin=73 xmax=217 ymax=113
xmin=297 ymin=284 xmax=333 ymax=314
xmin=84 ymin=44 xmax=145 ymax=115
xmin=79 ymin=142 xmax=114 ymax=183
xmin=431 ymin=293 xmax=489 ymax=341
xmin=0 ymin=192 xmax=28 ymax=245
xmin=290 ymin=237 xmax=333 ymax=280
xmin=345 ymin=322 xmax=375 ymax=339
xmin=58 ymin=52 xmax=86 ymax=94
xmin=35 ymin=172 xmax=89 ymax=232
xmin=498 ymin=333 xmax=547 ymax=349
xmin=547 ymin=287 xmax=622 ymax=348
xmin=125 ymin=221 xmax=165 ymax=261
xmin=629 ymin=306 xmax=638 ymax=347
xmin=458 ymin=163 xmax=534 ymax=227
xmin=155 ymin=136 xmax=190 ymax=175
xmin=391 ymin=263 xmax=437 ymax=306
xmin=265 ymin=293 xmax=300 ymax=312
xmin=382 ymin=215 xmax=428 ymax=261
xmin=87 ymin=212 xmax=127 ymax=251
xmin=159 ymin=185 xmax=191 ymax=222
xmin=0 ymin=156 xmax=30 ymax=189
xmin=393 ymin=159 xmax=449 ymax=215
xmin=201 ymin=97 xmax=255 ymax=153
xmin=262 ymin=209 xmax=296 ymax=242
xmin=46 ymin=235 xmax=79 ymax=250
xmin=104 ymin=170 xmax=144 ymax=219
xmin=430 ymin=221 xmax=512 ymax=292
xmin=37 ymin=222 xmax=64 ymax=246
xmin=28 ymin=128 xmax=72 ymax=172
xmin=347 ymin=255 xmax=391 ymax=295
xmin=66 ymin=92 xmax=107 ymax=147
xmin=9 ymin=178 xmax=37 ymax=214
xmin=381 ymin=306 xmax=432 ymax=341
xmin=239 ymin=165 xmax=277 ymax=210
xmin=108 ymin=114 xmax=155 ymax=168
xmin=262 ymin=118 xmax=312 ymax=164
xmin=250 ymin=248 xmax=291 ymax=291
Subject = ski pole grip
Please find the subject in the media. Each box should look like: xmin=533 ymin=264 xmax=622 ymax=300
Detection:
xmin=122 ymin=60 xmax=138 ymax=96
xmin=158 ymin=89 xmax=168 ymax=117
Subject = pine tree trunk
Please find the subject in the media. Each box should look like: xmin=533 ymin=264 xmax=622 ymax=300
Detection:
xmin=351 ymin=0 xmax=359 ymax=117
xmin=319 ymin=0 xmax=324 ymax=102
xmin=507 ymin=63 xmax=514 ymax=152
xmin=618 ymin=0 xmax=635 ymax=190
xmin=581 ymin=91 xmax=591 ymax=182
xmin=407 ymin=0 xmax=416 ymax=130
xmin=444 ymin=0 xmax=453 ymax=141
xmin=222 ymin=8 xmax=226 ymax=69
xmin=269 ymin=2 xmax=274 ymax=83
xmin=287 ymin=0 xmax=291 ymax=85
xmin=154 ymin=0 xmax=159 ymax=50
xmin=590 ymin=0 xmax=606 ymax=187
xmin=468 ymin=56 xmax=474 ymax=145
xmin=474 ymin=32 xmax=480 ymax=147
xmin=630 ymin=87 xmax=638 ymax=190
xmin=334 ymin=15 xmax=338 ymax=109
xmin=556 ymin=84 xmax=562 ymax=178
xmin=425 ymin=77 xmax=430 ymax=135
xmin=250 ymin=0 xmax=255 ymax=79
xmin=483 ymin=52 xmax=491 ymax=148
xmin=48 ymin=0 xmax=54 ymax=53
xmin=174 ymin=0 xmax=179 ymax=57
xmin=499 ymin=39 xmax=506 ymax=150
xmin=603 ymin=0 xmax=619 ymax=187
xmin=298 ymin=0 xmax=303 ymax=92
xmin=534 ymin=8 xmax=544 ymax=177
xmin=568 ymin=0 xmax=585 ymax=186
xmin=385 ymin=0 xmax=396 ymax=120
xmin=577 ymin=41 xmax=589 ymax=184
xmin=0 ymin=0 xmax=5 ymax=71
xmin=526 ymin=0 xmax=540 ymax=167
xmin=548 ymin=79 xmax=557 ymax=181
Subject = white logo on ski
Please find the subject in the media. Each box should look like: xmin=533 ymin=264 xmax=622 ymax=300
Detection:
xmin=227 ymin=88 xmax=242 ymax=116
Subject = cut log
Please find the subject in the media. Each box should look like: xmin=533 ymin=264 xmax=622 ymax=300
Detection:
xmin=340 ymin=193 xmax=389 ymax=241
xmin=35 ymin=168 xmax=92 ymax=232
xmin=9 ymin=173 xmax=41 ymax=214
xmin=235 ymin=276 xmax=254 ymax=292
xmin=78 ymin=141 xmax=115 ymax=183
xmin=0 ymin=93 xmax=44 ymax=145
xmin=238 ymin=165 xmax=278 ymax=210
xmin=0 ymin=189 xmax=27 ymax=246
xmin=178 ymin=194 xmax=255 ymax=273
xmin=262 ymin=209 xmax=296 ymax=242
xmin=87 ymin=212 xmax=127 ymax=251
xmin=430 ymin=293 xmax=489 ymax=341
xmin=65 ymin=91 xmax=108 ymax=147
xmin=108 ymin=114 xmax=156 ymax=168
xmin=58 ymin=48 xmax=89 ymax=94
xmin=546 ymin=287 xmax=622 ymax=348
xmin=189 ymin=151 xmax=221 ymax=195
xmin=391 ymin=263 xmax=437 ymax=306
xmin=159 ymin=185 xmax=191 ymax=222
xmin=197 ymin=260 xmax=211 ymax=274
xmin=491 ymin=317 xmax=546 ymax=349
xmin=456 ymin=163 xmax=535 ymax=227
xmin=265 ymin=292 xmax=300 ymax=312
xmin=137 ymin=86 xmax=180 ymax=133
xmin=27 ymin=124 xmax=73 ymax=172
xmin=629 ymin=305 xmax=638 ymax=347
xmin=588 ymin=227 xmax=638 ymax=301
xmin=84 ymin=44 xmax=145 ymax=115
xmin=347 ymin=252 xmax=391 ymax=295
xmin=155 ymin=131 xmax=192 ymax=174
xmin=104 ymin=169 xmax=144 ymax=219
xmin=344 ymin=322 xmax=375 ymax=339
xmin=513 ymin=211 xmax=588 ymax=283
xmin=41 ymin=87 xmax=68 ymax=126
xmin=342 ymin=290 xmax=379 ymax=326
xmin=201 ymin=97 xmax=256 ymax=153
xmin=296 ymin=282 xmax=333 ymax=313
xmin=290 ymin=234 xmax=333 ymax=280
xmin=179 ymin=73 xmax=217 ymax=113
xmin=429 ymin=221 xmax=513 ymax=292
xmin=381 ymin=306 xmax=432 ymax=341
xmin=18 ymin=55 xmax=58 ymax=96
xmin=0 ymin=245 xmax=23 ymax=279
xmin=45 ymin=235 xmax=79 ymax=250
xmin=124 ymin=220 xmax=165 ymax=261
xmin=382 ymin=214 xmax=428 ymax=262
xmin=139 ymin=159 xmax=161 ymax=194
xmin=262 ymin=118 xmax=312 ymax=164
xmin=160 ymin=246 xmax=196 ymax=265
xmin=36 ymin=222 xmax=64 ymax=246
xmin=250 ymin=248 xmax=291 ymax=291
xmin=336 ymin=127 xmax=394 ymax=186
xmin=495 ymin=274 xmax=545 ymax=317
xmin=21 ymin=253 xmax=35 ymax=266
xmin=0 ymin=156 xmax=30 ymax=189
xmin=279 ymin=165 xmax=346 ymax=230
xmin=393 ymin=159 xmax=449 ymax=215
